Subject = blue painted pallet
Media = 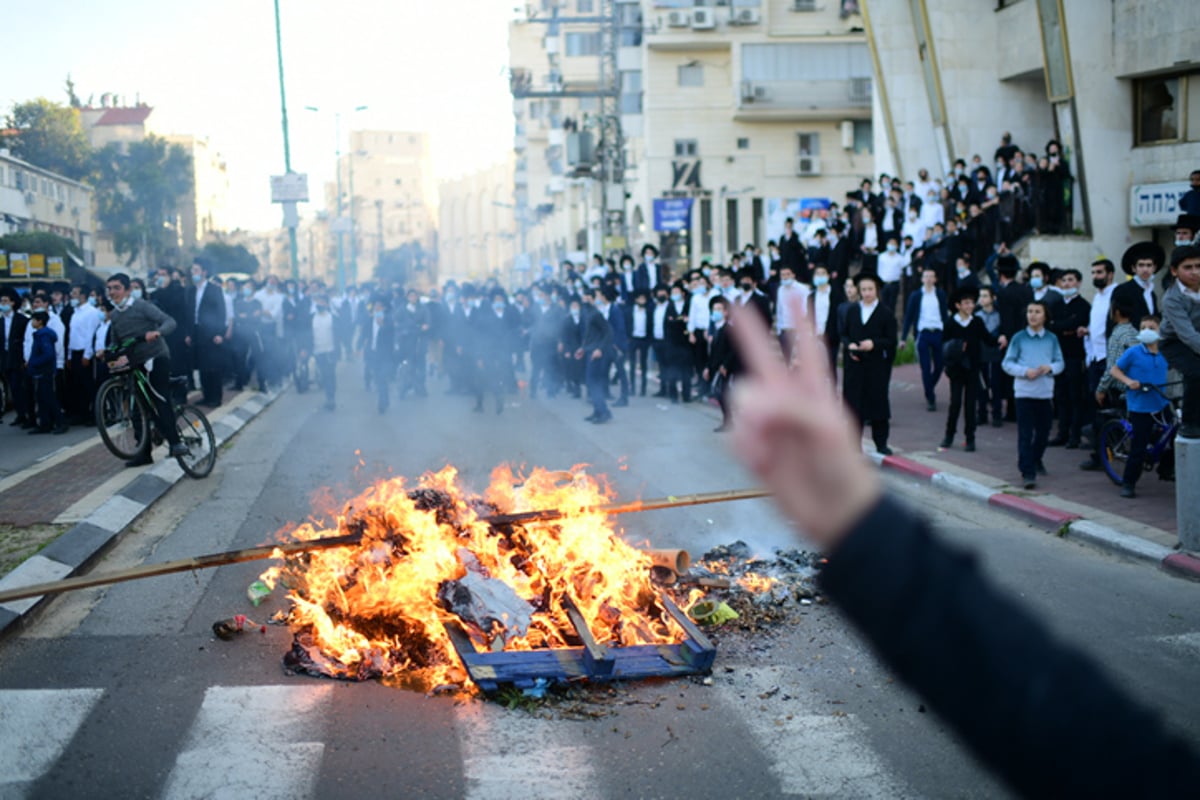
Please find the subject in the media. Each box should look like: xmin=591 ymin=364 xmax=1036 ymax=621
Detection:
xmin=442 ymin=593 xmax=716 ymax=692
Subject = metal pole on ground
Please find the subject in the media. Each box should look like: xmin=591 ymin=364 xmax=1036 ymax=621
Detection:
xmin=1177 ymin=436 xmax=1200 ymax=550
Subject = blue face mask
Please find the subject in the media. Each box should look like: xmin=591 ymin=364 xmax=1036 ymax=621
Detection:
xmin=0 ymin=303 xmax=11 ymax=314
xmin=1061 ymin=287 xmax=1078 ymax=297
xmin=1030 ymin=276 xmax=1044 ymax=290
xmin=130 ymin=290 xmax=142 ymax=301
xmin=70 ymin=298 xmax=80 ymax=307
xmin=710 ymin=309 xmax=724 ymax=324
xmin=813 ymin=275 xmax=829 ymax=287
xmin=1137 ymin=328 xmax=1160 ymax=345
xmin=374 ymin=310 xmax=385 ymax=321
xmin=493 ymin=302 xmax=506 ymax=313
xmin=192 ymin=273 xmax=205 ymax=285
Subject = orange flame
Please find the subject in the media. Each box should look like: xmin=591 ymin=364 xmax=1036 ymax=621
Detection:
xmin=261 ymin=465 xmax=688 ymax=688
xmin=735 ymin=573 xmax=777 ymax=594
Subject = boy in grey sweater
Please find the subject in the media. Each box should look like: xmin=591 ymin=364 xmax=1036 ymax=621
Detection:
xmin=1160 ymin=245 xmax=1200 ymax=438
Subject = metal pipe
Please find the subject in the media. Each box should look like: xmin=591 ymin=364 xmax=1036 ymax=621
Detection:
xmin=0 ymin=487 xmax=769 ymax=604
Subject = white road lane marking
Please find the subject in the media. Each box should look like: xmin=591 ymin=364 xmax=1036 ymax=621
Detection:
xmin=456 ymin=701 xmax=597 ymax=800
xmin=712 ymin=664 xmax=910 ymax=798
xmin=162 ymin=685 xmax=332 ymax=800
xmin=0 ymin=688 xmax=105 ymax=791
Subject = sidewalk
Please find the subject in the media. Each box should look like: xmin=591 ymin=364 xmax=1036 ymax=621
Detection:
xmin=0 ymin=387 xmax=280 ymax=634
xmin=0 ymin=385 xmax=248 ymax=527
xmin=874 ymin=363 xmax=1199 ymax=578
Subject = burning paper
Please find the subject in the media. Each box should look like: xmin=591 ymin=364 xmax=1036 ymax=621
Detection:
xmin=263 ymin=465 xmax=694 ymax=689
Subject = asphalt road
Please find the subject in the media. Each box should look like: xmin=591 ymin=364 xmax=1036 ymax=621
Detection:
xmin=1 ymin=362 xmax=1198 ymax=799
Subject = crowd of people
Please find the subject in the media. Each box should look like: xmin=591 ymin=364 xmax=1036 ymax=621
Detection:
xmin=2 ymin=148 xmax=1198 ymax=494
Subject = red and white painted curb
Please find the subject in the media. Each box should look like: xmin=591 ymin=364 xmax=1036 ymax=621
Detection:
xmin=866 ymin=450 xmax=1200 ymax=580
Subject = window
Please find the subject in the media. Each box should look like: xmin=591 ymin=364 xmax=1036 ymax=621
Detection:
xmin=1135 ymin=75 xmax=1181 ymax=145
xmin=737 ymin=137 xmax=750 ymax=150
xmin=678 ymin=63 xmax=704 ymax=88
xmin=853 ymin=120 xmax=873 ymax=154
xmin=577 ymin=0 xmax=594 ymax=11
xmin=742 ymin=42 xmax=871 ymax=82
xmin=530 ymin=100 xmax=544 ymax=119
xmin=565 ymin=32 xmax=602 ymax=57
xmin=620 ymin=70 xmax=643 ymax=114
xmin=751 ymin=197 xmax=764 ymax=244
xmin=797 ymin=132 xmax=819 ymax=155
xmin=726 ymin=198 xmax=739 ymax=256
xmin=674 ymin=139 xmax=699 ymax=157
xmin=700 ymin=199 xmax=713 ymax=254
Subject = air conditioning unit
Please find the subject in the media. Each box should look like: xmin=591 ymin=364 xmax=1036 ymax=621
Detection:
xmin=666 ymin=10 xmax=689 ymax=27
xmin=548 ymin=177 xmax=566 ymax=194
xmin=792 ymin=0 xmax=817 ymax=11
xmin=730 ymin=8 xmax=760 ymax=25
xmin=840 ymin=120 xmax=855 ymax=150
xmin=848 ymin=77 xmax=872 ymax=103
xmin=796 ymin=156 xmax=821 ymax=176
xmin=740 ymin=81 xmax=767 ymax=103
xmin=691 ymin=8 xmax=716 ymax=29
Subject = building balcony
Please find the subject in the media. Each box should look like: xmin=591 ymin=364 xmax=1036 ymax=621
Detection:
xmin=733 ymin=78 xmax=872 ymax=122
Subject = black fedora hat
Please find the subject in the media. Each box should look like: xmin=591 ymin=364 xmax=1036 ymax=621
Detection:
xmin=1120 ymin=241 xmax=1165 ymax=275
xmin=1176 ymin=214 xmax=1200 ymax=234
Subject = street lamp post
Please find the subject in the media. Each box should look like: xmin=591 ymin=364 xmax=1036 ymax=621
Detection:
xmin=272 ymin=0 xmax=300 ymax=280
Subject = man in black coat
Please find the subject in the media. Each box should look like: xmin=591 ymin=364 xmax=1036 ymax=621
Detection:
xmin=1111 ymin=241 xmax=1163 ymax=331
xmin=1046 ymin=268 xmax=1091 ymax=447
xmin=185 ymin=260 xmax=227 ymax=407
xmin=702 ymin=295 xmax=738 ymax=432
xmin=470 ymin=290 xmax=514 ymax=414
xmin=1 ymin=289 xmax=31 ymax=426
xmin=993 ymin=254 xmax=1032 ymax=421
xmin=152 ymin=266 xmax=191 ymax=403
xmin=580 ymin=291 xmax=614 ymax=423
xmin=358 ymin=297 xmax=396 ymax=413
xmin=778 ymin=218 xmax=808 ymax=285
xmin=529 ymin=287 xmax=565 ymax=399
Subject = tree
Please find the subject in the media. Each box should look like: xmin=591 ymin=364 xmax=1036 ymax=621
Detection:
xmin=1 ymin=98 xmax=91 ymax=181
xmin=197 ymin=241 xmax=260 ymax=276
xmin=64 ymin=74 xmax=82 ymax=109
xmin=91 ymin=135 xmax=194 ymax=268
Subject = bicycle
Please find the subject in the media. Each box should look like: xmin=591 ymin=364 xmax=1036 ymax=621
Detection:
xmin=94 ymin=337 xmax=217 ymax=478
xmin=1098 ymin=383 xmax=1180 ymax=487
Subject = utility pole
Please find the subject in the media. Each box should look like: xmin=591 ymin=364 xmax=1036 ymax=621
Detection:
xmin=272 ymin=0 xmax=300 ymax=280
xmin=348 ymin=151 xmax=358 ymax=286
xmin=509 ymin=3 xmax=626 ymax=273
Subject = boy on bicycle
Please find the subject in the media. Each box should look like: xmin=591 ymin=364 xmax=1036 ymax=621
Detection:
xmin=1109 ymin=314 xmax=1169 ymax=498
xmin=104 ymin=273 xmax=188 ymax=466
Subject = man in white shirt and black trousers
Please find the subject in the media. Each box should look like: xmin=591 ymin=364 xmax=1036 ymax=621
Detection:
xmin=902 ymin=266 xmax=949 ymax=411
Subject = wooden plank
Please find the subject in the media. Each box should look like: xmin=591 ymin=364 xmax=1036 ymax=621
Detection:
xmin=561 ymin=594 xmax=615 ymax=678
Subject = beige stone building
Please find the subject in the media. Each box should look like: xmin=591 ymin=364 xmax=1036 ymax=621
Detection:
xmin=865 ymin=0 xmax=1200 ymax=272
xmin=509 ymin=0 xmax=875 ymax=276
xmin=0 ymin=149 xmax=96 ymax=265
xmin=164 ymin=134 xmax=231 ymax=252
xmin=438 ymin=158 xmax=518 ymax=285
xmin=336 ymin=130 xmax=438 ymax=284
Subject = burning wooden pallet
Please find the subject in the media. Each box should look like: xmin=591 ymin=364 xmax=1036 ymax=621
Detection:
xmin=442 ymin=593 xmax=716 ymax=693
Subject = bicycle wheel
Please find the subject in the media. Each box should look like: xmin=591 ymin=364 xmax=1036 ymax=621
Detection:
xmin=95 ymin=377 xmax=150 ymax=460
xmin=174 ymin=404 xmax=217 ymax=478
xmin=1099 ymin=419 xmax=1133 ymax=486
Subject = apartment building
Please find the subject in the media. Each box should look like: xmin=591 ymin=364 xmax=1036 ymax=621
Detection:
xmin=438 ymin=158 xmax=518 ymax=285
xmin=336 ymin=130 xmax=438 ymax=284
xmin=0 ymin=148 xmax=95 ymax=265
xmin=509 ymin=0 xmax=874 ymax=277
xmin=865 ymin=0 xmax=1200 ymax=270
xmin=165 ymin=134 xmax=232 ymax=251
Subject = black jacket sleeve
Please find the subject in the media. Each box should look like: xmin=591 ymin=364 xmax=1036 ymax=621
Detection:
xmin=818 ymin=495 xmax=1200 ymax=798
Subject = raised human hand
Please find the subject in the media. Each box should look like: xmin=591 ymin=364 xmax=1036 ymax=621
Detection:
xmin=729 ymin=294 xmax=881 ymax=549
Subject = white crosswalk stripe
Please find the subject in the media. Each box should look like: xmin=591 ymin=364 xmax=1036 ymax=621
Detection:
xmin=0 ymin=687 xmax=105 ymax=796
xmin=455 ymin=701 xmax=598 ymax=800
xmin=712 ymin=664 xmax=910 ymax=798
xmin=161 ymin=684 xmax=332 ymax=800
xmin=1155 ymin=631 xmax=1200 ymax=655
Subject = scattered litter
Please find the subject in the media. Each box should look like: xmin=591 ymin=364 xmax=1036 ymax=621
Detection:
xmin=246 ymin=579 xmax=272 ymax=606
xmin=437 ymin=570 xmax=534 ymax=647
xmin=212 ymin=614 xmax=266 ymax=640
xmin=688 ymin=600 xmax=739 ymax=626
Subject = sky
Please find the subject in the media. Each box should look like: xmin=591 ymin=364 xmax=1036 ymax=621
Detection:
xmin=0 ymin=0 xmax=516 ymax=231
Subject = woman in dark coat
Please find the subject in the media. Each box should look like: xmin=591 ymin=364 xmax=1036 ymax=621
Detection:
xmin=842 ymin=272 xmax=898 ymax=455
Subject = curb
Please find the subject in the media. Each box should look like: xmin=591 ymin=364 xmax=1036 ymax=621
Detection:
xmin=0 ymin=391 xmax=280 ymax=635
xmin=872 ymin=451 xmax=1197 ymax=579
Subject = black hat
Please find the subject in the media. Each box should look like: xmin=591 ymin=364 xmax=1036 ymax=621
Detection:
xmin=854 ymin=272 xmax=884 ymax=292
xmin=641 ymin=243 xmax=659 ymax=257
xmin=1176 ymin=214 xmax=1200 ymax=234
xmin=1121 ymin=242 xmax=1166 ymax=275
